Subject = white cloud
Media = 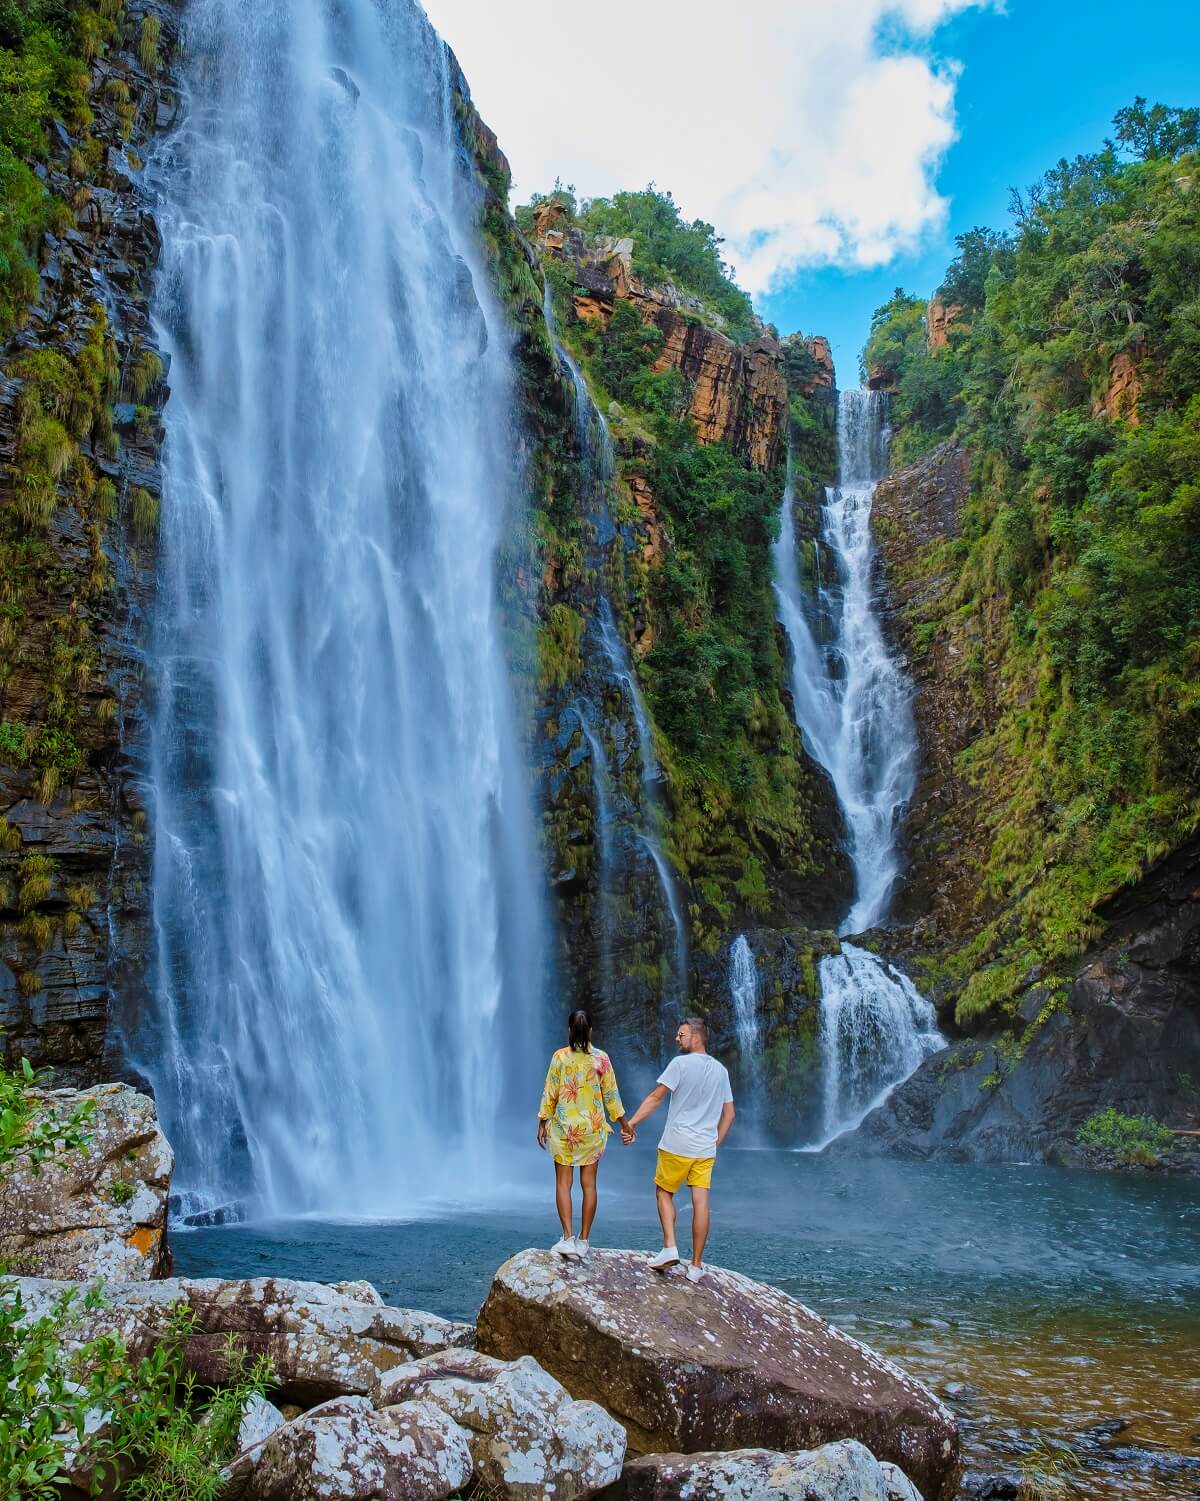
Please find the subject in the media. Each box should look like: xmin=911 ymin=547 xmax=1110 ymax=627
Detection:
xmin=420 ymin=0 xmax=995 ymax=295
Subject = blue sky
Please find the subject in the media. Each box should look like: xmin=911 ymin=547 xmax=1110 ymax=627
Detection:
xmin=426 ymin=0 xmax=1200 ymax=386
xmin=761 ymin=0 xmax=1200 ymax=378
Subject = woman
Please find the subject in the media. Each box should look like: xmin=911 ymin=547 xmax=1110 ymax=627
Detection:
xmin=537 ymin=1009 xmax=628 ymax=1259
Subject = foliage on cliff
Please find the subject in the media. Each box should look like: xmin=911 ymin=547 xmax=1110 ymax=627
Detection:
xmin=866 ymin=100 xmax=1200 ymax=1024
xmin=518 ymin=185 xmax=757 ymax=341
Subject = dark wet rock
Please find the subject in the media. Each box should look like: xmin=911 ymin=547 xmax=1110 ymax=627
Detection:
xmin=833 ymin=832 xmax=1200 ymax=1169
xmin=476 ymin=1249 xmax=961 ymax=1501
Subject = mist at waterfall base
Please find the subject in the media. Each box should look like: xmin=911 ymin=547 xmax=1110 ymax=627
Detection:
xmin=769 ymin=391 xmax=945 ymax=1147
xmin=174 ymin=1152 xmax=1200 ymax=1501
xmin=130 ymin=0 xmax=549 ymax=1220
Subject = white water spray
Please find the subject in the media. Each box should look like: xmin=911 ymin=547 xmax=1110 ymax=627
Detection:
xmin=774 ymin=390 xmax=943 ymax=1142
xmin=729 ymin=934 xmax=763 ymax=1129
xmin=136 ymin=0 xmax=546 ymax=1217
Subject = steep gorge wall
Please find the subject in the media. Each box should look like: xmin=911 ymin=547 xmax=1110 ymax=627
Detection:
xmin=0 ymin=1 xmax=177 ymax=1081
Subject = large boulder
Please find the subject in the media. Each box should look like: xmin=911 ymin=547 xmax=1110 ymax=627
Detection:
xmin=0 ymin=1084 xmax=172 ymax=1280
xmin=16 ymin=1274 xmax=473 ymax=1403
xmin=222 ymin=1394 xmax=472 ymax=1501
xmin=606 ymin=1441 xmax=922 ymax=1500
xmin=377 ymin=1348 xmax=626 ymax=1499
xmin=476 ymin=1251 xmax=959 ymax=1501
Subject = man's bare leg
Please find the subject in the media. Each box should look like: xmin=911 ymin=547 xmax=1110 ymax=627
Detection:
xmin=656 ymin=1185 xmax=677 ymax=1249
xmin=580 ymin=1162 xmax=598 ymax=1240
xmin=690 ymin=1186 xmax=711 ymax=1266
xmin=554 ymin=1163 xmax=574 ymax=1238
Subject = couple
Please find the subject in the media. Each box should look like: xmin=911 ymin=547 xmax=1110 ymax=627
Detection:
xmin=536 ymin=1008 xmax=735 ymax=1282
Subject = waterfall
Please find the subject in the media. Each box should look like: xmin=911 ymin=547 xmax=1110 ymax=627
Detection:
xmin=134 ymin=0 xmax=547 ymax=1218
xmin=774 ymin=390 xmax=943 ymax=1143
xmin=728 ymin=934 xmax=762 ymax=1129
xmin=814 ymin=943 xmax=943 ymax=1145
xmin=542 ymin=289 xmax=688 ymax=1007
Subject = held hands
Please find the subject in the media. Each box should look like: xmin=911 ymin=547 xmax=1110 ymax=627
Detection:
xmin=620 ymin=1121 xmax=637 ymax=1146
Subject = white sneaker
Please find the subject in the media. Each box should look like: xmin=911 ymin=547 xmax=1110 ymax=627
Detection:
xmin=552 ymin=1236 xmax=579 ymax=1258
xmin=648 ymin=1246 xmax=680 ymax=1269
xmin=686 ymin=1264 xmax=706 ymax=1283
xmin=572 ymin=1237 xmax=590 ymax=1260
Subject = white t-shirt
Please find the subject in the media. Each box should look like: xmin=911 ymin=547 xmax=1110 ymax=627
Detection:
xmin=657 ymin=1053 xmax=733 ymax=1158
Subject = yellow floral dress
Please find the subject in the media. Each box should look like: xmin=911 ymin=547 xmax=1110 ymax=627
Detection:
xmin=538 ymin=1046 xmax=625 ymax=1167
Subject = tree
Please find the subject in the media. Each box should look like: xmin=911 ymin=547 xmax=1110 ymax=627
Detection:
xmin=1111 ymin=96 xmax=1200 ymax=162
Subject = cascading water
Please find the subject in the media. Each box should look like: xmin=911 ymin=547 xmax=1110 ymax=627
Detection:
xmin=134 ymin=0 xmax=547 ymax=1218
xmin=542 ymin=291 xmax=688 ymax=1008
xmin=728 ymin=934 xmax=762 ymax=1132
xmin=774 ymin=390 xmax=944 ymax=1143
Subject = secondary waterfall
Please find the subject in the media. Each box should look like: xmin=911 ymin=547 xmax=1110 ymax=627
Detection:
xmin=774 ymin=390 xmax=943 ymax=1143
xmin=542 ymin=290 xmax=688 ymax=1009
xmin=135 ymin=0 xmax=546 ymax=1217
xmin=728 ymin=934 xmax=763 ymax=1132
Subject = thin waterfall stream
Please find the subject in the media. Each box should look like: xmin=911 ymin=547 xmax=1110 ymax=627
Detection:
xmin=135 ymin=0 xmax=547 ymax=1219
xmin=542 ymin=288 xmax=688 ymax=1010
xmin=774 ymin=390 xmax=944 ymax=1144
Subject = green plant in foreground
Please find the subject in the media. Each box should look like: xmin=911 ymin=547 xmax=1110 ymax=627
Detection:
xmin=0 ymin=1055 xmax=95 ymax=1172
xmin=1076 ymin=1107 xmax=1174 ymax=1165
xmin=1017 ymin=1436 xmax=1083 ymax=1498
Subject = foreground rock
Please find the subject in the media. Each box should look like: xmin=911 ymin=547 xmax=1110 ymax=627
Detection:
xmin=222 ymin=1394 xmax=472 ymax=1501
xmin=378 ymin=1348 xmax=626 ymax=1500
xmin=477 ymin=1250 xmax=959 ymax=1501
xmin=17 ymin=1274 xmax=472 ymax=1403
xmin=607 ymin=1441 xmax=922 ymax=1500
xmin=0 ymin=1084 xmax=172 ymax=1279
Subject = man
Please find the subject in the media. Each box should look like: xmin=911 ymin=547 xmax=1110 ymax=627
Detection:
xmin=622 ymin=1016 xmax=734 ymax=1282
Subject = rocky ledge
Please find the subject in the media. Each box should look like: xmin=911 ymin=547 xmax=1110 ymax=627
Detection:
xmin=477 ymin=1248 xmax=961 ymax=1501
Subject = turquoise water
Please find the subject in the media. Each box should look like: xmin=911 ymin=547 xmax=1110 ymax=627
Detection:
xmin=172 ymin=1151 xmax=1200 ymax=1498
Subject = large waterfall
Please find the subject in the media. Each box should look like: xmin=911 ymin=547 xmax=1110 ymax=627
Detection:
xmin=135 ymin=0 xmax=546 ymax=1218
xmin=774 ymin=390 xmax=943 ymax=1143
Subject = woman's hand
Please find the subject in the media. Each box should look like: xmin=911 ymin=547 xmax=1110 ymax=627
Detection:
xmin=537 ymin=1118 xmax=548 ymax=1151
xmin=620 ymin=1119 xmax=636 ymax=1145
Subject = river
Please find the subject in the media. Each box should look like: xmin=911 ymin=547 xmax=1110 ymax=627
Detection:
xmin=172 ymin=1149 xmax=1200 ymax=1499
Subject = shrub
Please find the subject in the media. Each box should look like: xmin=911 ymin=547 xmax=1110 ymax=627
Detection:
xmin=1076 ymin=1107 xmax=1174 ymax=1164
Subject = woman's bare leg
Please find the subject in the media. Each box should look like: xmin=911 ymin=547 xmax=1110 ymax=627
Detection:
xmin=554 ymin=1162 xmax=574 ymax=1237
xmin=580 ymin=1162 xmax=599 ymax=1240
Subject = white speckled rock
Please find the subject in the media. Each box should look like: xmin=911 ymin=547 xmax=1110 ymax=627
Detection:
xmin=222 ymin=1394 xmax=472 ymax=1501
xmin=604 ymin=1441 xmax=923 ymax=1500
xmin=15 ymin=1275 xmax=474 ymax=1403
xmin=237 ymin=1393 xmax=286 ymax=1451
xmin=0 ymin=1084 xmax=172 ymax=1280
xmin=477 ymin=1250 xmax=958 ymax=1501
xmin=376 ymin=1347 xmax=626 ymax=1499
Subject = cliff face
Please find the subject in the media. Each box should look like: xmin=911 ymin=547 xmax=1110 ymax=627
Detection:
xmin=0 ymin=2 xmax=177 ymax=1081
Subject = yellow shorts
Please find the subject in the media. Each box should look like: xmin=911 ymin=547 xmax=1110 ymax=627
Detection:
xmin=655 ymin=1149 xmax=714 ymax=1192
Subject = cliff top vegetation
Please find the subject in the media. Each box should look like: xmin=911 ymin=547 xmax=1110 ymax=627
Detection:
xmin=862 ymin=98 xmax=1200 ymax=1025
xmin=517 ymin=183 xmax=758 ymax=343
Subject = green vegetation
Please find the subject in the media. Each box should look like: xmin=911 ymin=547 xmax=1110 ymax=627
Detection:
xmin=1076 ymin=1106 xmax=1174 ymax=1165
xmin=0 ymin=1053 xmax=94 ymax=1171
xmin=0 ymin=0 xmax=133 ymax=336
xmin=866 ymin=101 xmax=1200 ymax=1024
xmin=518 ymin=184 xmax=758 ymax=341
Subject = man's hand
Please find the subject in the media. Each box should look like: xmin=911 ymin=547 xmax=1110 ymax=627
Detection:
xmin=620 ymin=1121 xmax=636 ymax=1145
xmin=715 ymin=1100 xmax=735 ymax=1150
xmin=537 ymin=1119 xmax=548 ymax=1150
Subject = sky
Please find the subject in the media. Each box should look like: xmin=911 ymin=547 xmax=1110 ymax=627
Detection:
xmin=422 ymin=0 xmax=1200 ymax=382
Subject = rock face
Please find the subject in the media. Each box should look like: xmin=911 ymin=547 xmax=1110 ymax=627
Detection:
xmin=607 ymin=1441 xmax=922 ymax=1501
xmin=16 ymin=1275 xmax=474 ymax=1404
xmin=1093 ymin=343 xmax=1144 ymax=423
xmin=0 ymin=1083 xmax=171 ymax=1279
xmin=222 ymin=1394 xmax=473 ymax=1501
xmin=378 ymin=1348 xmax=627 ymax=1500
xmin=538 ymin=227 xmax=788 ymax=470
xmin=476 ymin=1250 xmax=961 ymax=1501
xmin=841 ymin=832 xmax=1200 ymax=1167
xmin=871 ymin=442 xmax=979 ymax=935
xmin=0 ymin=3 xmax=178 ymax=1082
xmin=925 ymin=296 xmax=964 ymax=353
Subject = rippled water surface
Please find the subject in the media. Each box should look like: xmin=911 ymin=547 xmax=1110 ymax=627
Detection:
xmin=172 ymin=1151 xmax=1200 ymax=1499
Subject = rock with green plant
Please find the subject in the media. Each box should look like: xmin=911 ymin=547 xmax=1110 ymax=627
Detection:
xmin=0 ymin=1077 xmax=172 ymax=1278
